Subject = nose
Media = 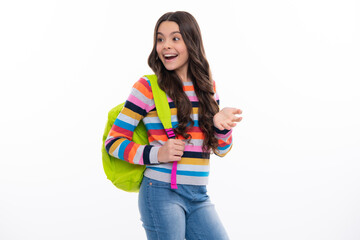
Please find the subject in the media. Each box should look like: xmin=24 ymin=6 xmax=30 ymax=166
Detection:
xmin=163 ymin=39 xmax=172 ymax=49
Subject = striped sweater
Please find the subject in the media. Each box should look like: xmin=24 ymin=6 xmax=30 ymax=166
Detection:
xmin=105 ymin=76 xmax=233 ymax=185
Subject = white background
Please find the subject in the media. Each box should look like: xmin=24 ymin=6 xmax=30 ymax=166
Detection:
xmin=1 ymin=0 xmax=359 ymax=239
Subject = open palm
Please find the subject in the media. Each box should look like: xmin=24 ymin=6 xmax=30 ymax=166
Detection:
xmin=213 ymin=107 xmax=242 ymax=130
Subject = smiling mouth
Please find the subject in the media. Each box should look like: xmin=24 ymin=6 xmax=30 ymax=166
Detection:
xmin=164 ymin=54 xmax=178 ymax=61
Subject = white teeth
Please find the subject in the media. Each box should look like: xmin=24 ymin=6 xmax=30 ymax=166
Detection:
xmin=164 ymin=54 xmax=177 ymax=57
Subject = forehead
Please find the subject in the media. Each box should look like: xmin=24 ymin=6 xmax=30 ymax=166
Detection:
xmin=157 ymin=21 xmax=180 ymax=35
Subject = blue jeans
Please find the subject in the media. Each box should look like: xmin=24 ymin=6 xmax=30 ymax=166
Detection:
xmin=138 ymin=176 xmax=230 ymax=240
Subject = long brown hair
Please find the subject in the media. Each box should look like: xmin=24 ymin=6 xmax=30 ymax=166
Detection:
xmin=148 ymin=11 xmax=220 ymax=153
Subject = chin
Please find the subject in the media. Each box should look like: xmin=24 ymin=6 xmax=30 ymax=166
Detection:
xmin=162 ymin=64 xmax=176 ymax=71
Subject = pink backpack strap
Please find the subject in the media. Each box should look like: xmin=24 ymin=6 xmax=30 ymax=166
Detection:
xmin=165 ymin=129 xmax=175 ymax=138
xmin=171 ymin=162 xmax=178 ymax=189
xmin=165 ymin=128 xmax=178 ymax=189
xmin=147 ymin=75 xmax=178 ymax=189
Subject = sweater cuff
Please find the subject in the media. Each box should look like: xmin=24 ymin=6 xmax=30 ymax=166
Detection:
xmin=213 ymin=126 xmax=231 ymax=135
xmin=143 ymin=145 xmax=160 ymax=165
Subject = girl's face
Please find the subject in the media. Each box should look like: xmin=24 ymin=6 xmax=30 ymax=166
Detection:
xmin=156 ymin=21 xmax=189 ymax=79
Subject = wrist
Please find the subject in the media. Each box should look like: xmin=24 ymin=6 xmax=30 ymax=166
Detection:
xmin=157 ymin=146 xmax=164 ymax=163
xmin=147 ymin=146 xmax=161 ymax=165
xmin=213 ymin=125 xmax=231 ymax=135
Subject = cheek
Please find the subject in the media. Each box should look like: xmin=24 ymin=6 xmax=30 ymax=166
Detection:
xmin=180 ymin=45 xmax=189 ymax=58
xmin=181 ymin=49 xmax=189 ymax=62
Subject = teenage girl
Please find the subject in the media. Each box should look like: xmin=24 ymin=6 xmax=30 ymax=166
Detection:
xmin=106 ymin=11 xmax=242 ymax=240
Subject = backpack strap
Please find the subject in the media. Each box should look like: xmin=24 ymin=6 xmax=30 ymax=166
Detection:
xmin=146 ymin=75 xmax=178 ymax=189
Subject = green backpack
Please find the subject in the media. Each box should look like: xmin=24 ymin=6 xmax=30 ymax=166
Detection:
xmin=101 ymin=74 xmax=172 ymax=192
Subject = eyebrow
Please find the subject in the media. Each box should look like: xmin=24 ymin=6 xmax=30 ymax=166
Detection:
xmin=156 ymin=31 xmax=181 ymax=36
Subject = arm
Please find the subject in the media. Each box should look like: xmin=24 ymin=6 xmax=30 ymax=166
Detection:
xmin=212 ymin=81 xmax=242 ymax=157
xmin=105 ymin=77 xmax=160 ymax=165
xmin=213 ymin=107 xmax=242 ymax=157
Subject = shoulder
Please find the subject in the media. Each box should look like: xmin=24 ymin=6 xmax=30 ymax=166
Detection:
xmin=130 ymin=75 xmax=158 ymax=98
xmin=132 ymin=76 xmax=152 ymax=92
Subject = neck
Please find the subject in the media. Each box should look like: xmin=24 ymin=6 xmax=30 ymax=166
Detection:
xmin=178 ymin=75 xmax=191 ymax=82
xmin=175 ymin=64 xmax=190 ymax=82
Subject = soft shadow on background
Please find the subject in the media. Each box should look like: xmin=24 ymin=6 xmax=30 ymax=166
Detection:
xmin=1 ymin=0 xmax=359 ymax=239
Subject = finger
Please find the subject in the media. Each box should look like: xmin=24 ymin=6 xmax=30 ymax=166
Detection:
xmin=170 ymin=156 xmax=182 ymax=162
xmin=167 ymin=143 xmax=184 ymax=154
xmin=173 ymin=150 xmax=184 ymax=157
xmin=232 ymin=116 xmax=242 ymax=122
xmin=221 ymin=122 xmax=232 ymax=130
xmin=228 ymin=119 xmax=238 ymax=128
xmin=228 ymin=121 xmax=237 ymax=127
xmin=175 ymin=145 xmax=185 ymax=152
xmin=232 ymin=108 xmax=242 ymax=114
xmin=173 ymin=139 xmax=185 ymax=146
xmin=167 ymin=139 xmax=181 ymax=148
xmin=173 ymin=147 xmax=184 ymax=154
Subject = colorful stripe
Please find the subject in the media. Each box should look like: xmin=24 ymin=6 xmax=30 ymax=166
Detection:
xmin=105 ymin=77 xmax=233 ymax=186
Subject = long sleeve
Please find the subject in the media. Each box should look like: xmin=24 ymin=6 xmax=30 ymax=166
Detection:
xmin=105 ymin=77 xmax=160 ymax=165
xmin=212 ymin=80 xmax=233 ymax=157
xmin=214 ymin=127 xmax=233 ymax=157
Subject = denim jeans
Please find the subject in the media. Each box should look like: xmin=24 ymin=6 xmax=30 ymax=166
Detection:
xmin=138 ymin=176 xmax=230 ymax=240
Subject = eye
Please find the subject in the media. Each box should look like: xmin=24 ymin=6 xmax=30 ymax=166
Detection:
xmin=173 ymin=37 xmax=180 ymax=41
xmin=157 ymin=38 xmax=164 ymax=42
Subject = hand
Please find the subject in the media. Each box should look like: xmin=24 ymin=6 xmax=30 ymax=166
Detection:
xmin=158 ymin=139 xmax=185 ymax=163
xmin=213 ymin=107 xmax=242 ymax=130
